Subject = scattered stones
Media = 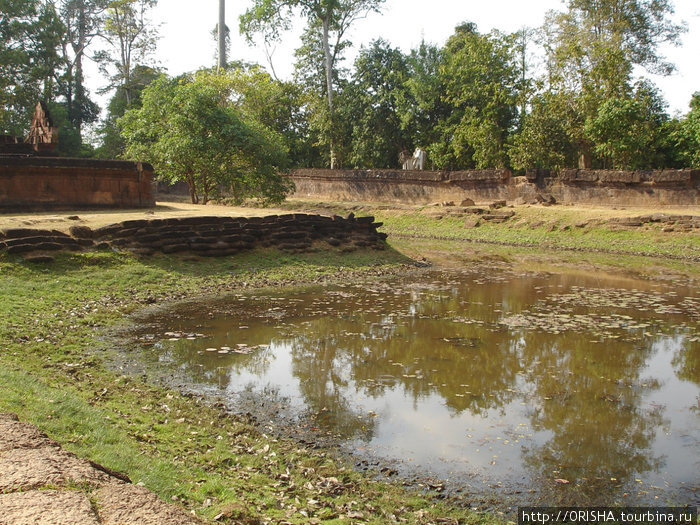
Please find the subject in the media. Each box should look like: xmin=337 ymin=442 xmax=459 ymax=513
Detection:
xmin=464 ymin=217 xmax=481 ymax=228
xmin=535 ymin=194 xmax=557 ymax=206
xmin=607 ymin=213 xmax=700 ymax=231
xmin=489 ymin=200 xmax=507 ymax=209
xmin=482 ymin=211 xmax=515 ymax=223
xmin=460 ymin=198 xmax=476 ymax=207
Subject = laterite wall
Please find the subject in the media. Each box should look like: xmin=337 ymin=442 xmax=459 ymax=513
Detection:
xmin=290 ymin=168 xmax=700 ymax=206
xmin=0 ymin=157 xmax=155 ymax=210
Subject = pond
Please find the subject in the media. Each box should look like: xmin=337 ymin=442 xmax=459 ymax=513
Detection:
xmin=128 ymin=267 xmax=700 ymax=509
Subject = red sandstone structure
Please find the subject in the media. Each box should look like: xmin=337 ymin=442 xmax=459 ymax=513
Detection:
xmin=25 ymin=102 xmax=58 ymax=154
xmin=290 ymin=168 xmax=700 ymax=206
xmin=0 ymin=102 xmax=155 ymax=210
xmin=0 ymin=157 xmax=155 ymax=210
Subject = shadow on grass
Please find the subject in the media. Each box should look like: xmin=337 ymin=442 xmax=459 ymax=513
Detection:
xmin=2 ymin=242 xmax=414 ymax=281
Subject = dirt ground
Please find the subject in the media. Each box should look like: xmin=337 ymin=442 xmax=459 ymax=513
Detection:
xmin=1 ymin=199 xmax=698 ymax=234
xmin=0 ymin=201 xmax=288 ymax=233
xmin=0 ymin=413 xmax=204 ymax=525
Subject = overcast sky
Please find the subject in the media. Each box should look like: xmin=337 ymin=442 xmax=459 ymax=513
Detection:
xmin=88 ymin=0 xmax=700 ymax=115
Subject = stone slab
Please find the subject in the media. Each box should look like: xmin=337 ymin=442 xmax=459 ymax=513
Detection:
xmin=96 ymin=484 xmax=204 ymax=525
xmin=0 ymin=490 xmax=99 ymax=525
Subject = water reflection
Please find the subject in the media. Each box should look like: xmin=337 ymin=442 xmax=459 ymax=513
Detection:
xmin=133 ymin=270 xmax=700 ymax=507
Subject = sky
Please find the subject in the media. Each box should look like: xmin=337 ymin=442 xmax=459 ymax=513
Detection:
xmin=89 ymin=0 xmax=699 ymax=115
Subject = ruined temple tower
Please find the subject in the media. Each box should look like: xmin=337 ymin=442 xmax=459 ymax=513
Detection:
xmin=25 ymin=102 xmax=58 ymax=154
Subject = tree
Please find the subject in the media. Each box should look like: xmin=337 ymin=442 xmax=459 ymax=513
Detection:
xmin=57 ymin=0 xmax=106 ymax=135
xmin=672 ymin=93 xmax=700 ymax=168
xmin=400 ymin=40 xmax=448 ymax=154
xmin=240 ymin=0 xmax=385 ymax=168
xmin=345 ymin=39 xmax=411 ymax=168
xmin=95 ymin=63 xmax=159 ymax=158
xmin=542 ymin=0 xmax=684 ymax=166
xmin=0 ymin=0 xmax=65 ymax=135
xmin=432 ymin=23 xmax=521 ymax=169
xmin=227 ymin=65 xmax=316 ymax=168
xmin=509 ymin=93 xmax=577 ymax=171
xmin=584 ymin=80 xmax=670 ymax=169
xmin=120 ymin=72 xmax=292 ymax=205
xmin=95 ymin=0 xmax=158 ymax=108
xmin=292 ymin=24 xmax=351 ymax=168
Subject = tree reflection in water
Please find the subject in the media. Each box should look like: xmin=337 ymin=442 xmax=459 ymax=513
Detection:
xmin=138 ymin=269 xmax=700 ymax=506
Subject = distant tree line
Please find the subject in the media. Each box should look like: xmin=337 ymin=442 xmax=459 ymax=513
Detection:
xmin=2 ymin=0 xmax=699 ymax=203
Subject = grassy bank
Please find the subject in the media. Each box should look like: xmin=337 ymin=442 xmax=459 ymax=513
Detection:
xmin=0 ymin=246 xmax=496 ymax=524
xmin=2 ymin=202 xmax=698 ymax=523
xmin=281 ymin=199 xmax=700 ymax=264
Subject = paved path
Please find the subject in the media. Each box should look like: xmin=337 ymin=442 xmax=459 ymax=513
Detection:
xmin=0 ymin=413 xmax=203 ymax=525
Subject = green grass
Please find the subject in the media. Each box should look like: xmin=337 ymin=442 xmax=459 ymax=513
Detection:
xmin=0 ymin=247 xmax=499 ymax=524
xmin=3 ymin=204 xmax=697 ymax=523
xmin=278 ymin=199 xmax=700 ymax=263
xmin=373 ymin=210 xmax=700 ymax=260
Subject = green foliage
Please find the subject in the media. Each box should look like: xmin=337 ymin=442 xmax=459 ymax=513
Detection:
xmin=345 ymin=39 xmax=412 ymax=168
xmin=95 ymin=64 xmax=160 ymax=159
xmin=431 ymin=23 xmax=520 ymax=169
xmin=400 ymin=41 xmax=448 ymax=154
xmin=45 ymin=101 xmax=95 ymax=157
xmin=228 ymin=66 xmax=316 ymax=168
xmin=0 ymin=0 xmax=65 ymax=135
xmin=509 ymin=93 xmax=577 ymax=171
xmin=120 ymin=71 xmax=292 ymax=204
xmin=584 ymin=80 xmax=671 ymax=169
xmin=672 ymin=93 xmax=700 ymax=168
xmin=538 ymin=0 xmax=684 ymax=166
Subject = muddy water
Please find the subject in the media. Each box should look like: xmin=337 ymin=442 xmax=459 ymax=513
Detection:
xmin=131 ymin=269 xmax=699 ymax=508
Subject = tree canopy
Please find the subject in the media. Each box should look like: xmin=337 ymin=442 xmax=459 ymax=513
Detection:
xmin=241 ymin=0 xmax=386 ymax=168
xmin=119 ymin=71 xmax=292 ymax=204
xmin=1 ymin=0 xmax=698 ymax=181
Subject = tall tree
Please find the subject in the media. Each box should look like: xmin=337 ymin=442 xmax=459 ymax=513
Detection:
xmin=95 ymin=63 xmax=159 ymax=158
xmin=228 ymin=65 xmax=315 ymax=168
xmin=397 ymin=40 xmax=449 ymax=162
xmin=95 ymin=0 xmax=158 ymax=107
xmin=0 ymin=0 xmax=65 ymax=135
xmin=432 ymin=23 xmax=521 ymax=169
xmin=346 ymin=39 xmax=411 ymax=168
xmin=240 ymin=0 xmax=385 ymax=169
xmin=672 ymin=93 xmax=700 ymax=169
xmin=584 ymin=80 xmax=671 ymax=169
xmin=57 ymin=0 xmax=106 ymax=134
xmin=542 ymin=0 xmax=684 ymax=166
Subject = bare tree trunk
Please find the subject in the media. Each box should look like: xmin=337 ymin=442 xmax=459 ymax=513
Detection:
xmin=217 ymin=0 xmax=226 ymax=71
xmin=321 ymin=15 xmax=336 ymax=169
xmin=186 ymin=173 xmax=199 ymax=204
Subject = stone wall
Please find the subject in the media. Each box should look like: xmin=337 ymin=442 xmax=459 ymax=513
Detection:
xmin=0 ymin=157 xmax=155 ymax=210
xmin=290 ymin=168 xmax=700 ymax=206
xmin=0 ymin=213 xmax=387 ymax=259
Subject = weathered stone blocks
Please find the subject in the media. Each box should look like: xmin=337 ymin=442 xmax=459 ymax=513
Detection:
xmin=0 ymin=213 xmax=387 ymax=258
